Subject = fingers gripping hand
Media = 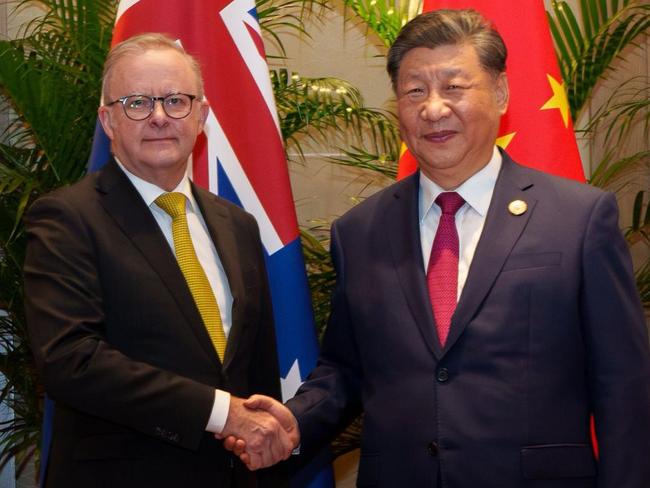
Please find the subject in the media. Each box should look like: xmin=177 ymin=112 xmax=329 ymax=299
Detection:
xmin=220 ymin=396 xmax=298 ymax=470
xmin=222 ymin=436 xmax=245 ymax=455
xmin=221 ymin=435 xmax=252 ymax=467
xmin=244 ymin=394 xmax=300 ymax=449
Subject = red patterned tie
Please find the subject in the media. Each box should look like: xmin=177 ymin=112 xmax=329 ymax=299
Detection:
xmin=427 ymin=192 xmax=465 ymax=346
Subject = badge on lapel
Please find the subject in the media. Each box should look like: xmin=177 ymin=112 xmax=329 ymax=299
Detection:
xmin=508 ymin=200 xmax=528 ymax=216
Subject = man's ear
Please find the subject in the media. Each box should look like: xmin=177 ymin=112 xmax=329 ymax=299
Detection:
xmin=97 ymin=105 xmax=116 ymax=140
xmin=495 ymin=72 xmax=509 ymax=115
xmin=198 ymin=100 xmax=209 ymax=130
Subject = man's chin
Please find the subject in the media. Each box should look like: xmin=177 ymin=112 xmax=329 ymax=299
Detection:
xmin=143 ymin=149 xmax=184 ymax=165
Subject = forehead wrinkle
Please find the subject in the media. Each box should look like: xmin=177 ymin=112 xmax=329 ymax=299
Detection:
xmin=399 ymin=66 xmax=465 ymax=86
xmin=123 ymin=88 xmax=188 ymax=97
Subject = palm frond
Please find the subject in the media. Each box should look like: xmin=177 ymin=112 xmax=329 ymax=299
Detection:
xmin=342 ymin=0 xmax=421 ymax=47
xmin=328 ymin=146 xmax=397 ymax=178
xmin=625 ymin=190 xmax=650 ymax=247
xmin=634 ymin=259 xmax=650 ymax=307
xmin=580 ymin=75 xmax=650 ymax=189
xmin=548 ymin=1 xmax=650 ymax=120
xmin=0 ymin=1 xmax=117 ymax=187
xmin=0 ymin=1 xmax=118 ymax=478
xmin=588 ymin=149 xmax=649 ymax=188
xmin=579 ymin=76 xmax=649 ymax=146
xmin=272 ymin=69 xmax=400 ymax=165
xmin=256 ymin=0 xmax=329 ymax=57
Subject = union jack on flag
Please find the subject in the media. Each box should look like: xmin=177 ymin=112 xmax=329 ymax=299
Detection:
xmin=43 ymin=0 xmax=333 ymax=486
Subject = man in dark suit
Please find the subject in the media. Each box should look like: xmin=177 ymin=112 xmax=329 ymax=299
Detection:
xmin=23 ymin=33 xmax=296 ymax=487
xmin=230 ymin=9 xmax=650 ymax=487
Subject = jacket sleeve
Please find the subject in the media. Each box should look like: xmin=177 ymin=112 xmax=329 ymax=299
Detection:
xmin=580 ymin=191 xmax=650 ymax=487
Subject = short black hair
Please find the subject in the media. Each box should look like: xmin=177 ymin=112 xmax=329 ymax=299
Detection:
xmin=387 ymin=9 xmax=507 ymax=91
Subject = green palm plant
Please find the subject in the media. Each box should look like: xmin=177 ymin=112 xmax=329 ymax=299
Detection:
xmin=273 ymin=68 xmax=400 ymax=164
xmin=547 ymin=0 xmax=650 ymax=121
xmin=0 ymin=0 xmax=118 ymax=475
xmin=342 ymin=0 xmax=421 ymax=47
xmin=257 ymin=0 xmax=328 ymax=56
xmin=326 ymin=0 xmax=420 ymax=177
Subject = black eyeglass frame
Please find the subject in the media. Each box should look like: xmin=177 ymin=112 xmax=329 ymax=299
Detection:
xmin=105 ymin=93 xmax=198 ymax=121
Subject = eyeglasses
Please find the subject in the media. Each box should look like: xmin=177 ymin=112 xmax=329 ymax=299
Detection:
xmin=106 ymin=93 xmax=197 ymax=121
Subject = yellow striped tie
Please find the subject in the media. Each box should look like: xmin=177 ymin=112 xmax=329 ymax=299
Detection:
xmin=155 ymin=192 xmax=227 ymax=360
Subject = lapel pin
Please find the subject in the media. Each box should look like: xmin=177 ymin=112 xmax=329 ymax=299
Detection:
xmin=508 ymin=200 xmax=527 ymax=216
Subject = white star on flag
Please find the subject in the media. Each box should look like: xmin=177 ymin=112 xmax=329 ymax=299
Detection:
xmin=281 ymin=359 xmax=304 ymax=401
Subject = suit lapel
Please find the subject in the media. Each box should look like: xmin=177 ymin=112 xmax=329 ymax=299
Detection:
xmin=192 ymin=186 xmax=245 ymax=372
xmin=385 ymin=173 xmax=443 ymax=359
xmin=96 ymin=161 xmax=221 ymax=367
xmin=443 ymin=153 xmax=537 ymax=353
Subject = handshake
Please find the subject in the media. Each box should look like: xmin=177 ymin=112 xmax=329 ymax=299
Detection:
xmin=217 ymin=394 xmax=299 ymax=470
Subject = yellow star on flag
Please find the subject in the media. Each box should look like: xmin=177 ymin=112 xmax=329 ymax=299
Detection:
xmin=540 ymin=74 xmax=570 ymax=128
xmin=496 ymin=132 xmax=516 ymax=149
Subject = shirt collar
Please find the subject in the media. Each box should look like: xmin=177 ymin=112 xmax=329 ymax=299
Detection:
xmin=419 ymin=146 xmax=502 ymax=223
xmin=114 ymin=158 xmax=198 ymax=212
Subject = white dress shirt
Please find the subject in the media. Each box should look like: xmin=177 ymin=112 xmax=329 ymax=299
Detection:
xmin=419 ymin=146 xmax=502 ymax=300
xmin=116 ymin=160 xmax=231 ymax=433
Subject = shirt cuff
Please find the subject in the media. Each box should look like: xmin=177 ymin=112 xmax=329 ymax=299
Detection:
xmin=205 ymin=389 xmax=231 ymax=434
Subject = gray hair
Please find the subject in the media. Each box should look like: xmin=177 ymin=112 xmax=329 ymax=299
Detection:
xmin=387 ymin=9 xmax=507 ymax=90
xmin=101 ymin=32 xmax=205 ymax=103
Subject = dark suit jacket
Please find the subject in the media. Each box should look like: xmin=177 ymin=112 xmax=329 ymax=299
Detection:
xmin=24 ymin=160 xmax=287 ymax=487
xmin=287 ymin=152 xmax=650 ymax=487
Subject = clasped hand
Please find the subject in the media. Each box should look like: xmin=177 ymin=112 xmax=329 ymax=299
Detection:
xmin=217 ymin=394 xmax=299 ymax=470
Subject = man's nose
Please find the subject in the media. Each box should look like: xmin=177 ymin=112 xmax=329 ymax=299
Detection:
xmin=420 ymin=92 xmax=451 ymax=122
xmin=148 ymin=99 xmax=169 ymax=125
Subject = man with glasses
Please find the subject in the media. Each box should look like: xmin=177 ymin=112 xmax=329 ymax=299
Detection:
xmin=23 ymin=33 xmax=295 ymax=487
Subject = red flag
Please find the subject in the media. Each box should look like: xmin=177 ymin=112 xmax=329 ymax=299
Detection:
xmin=397 ymin=0 xmax=585 ymax=183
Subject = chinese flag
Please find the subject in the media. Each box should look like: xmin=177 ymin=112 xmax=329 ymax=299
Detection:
xmin=397 ymin=0 xmax=585 ymax=183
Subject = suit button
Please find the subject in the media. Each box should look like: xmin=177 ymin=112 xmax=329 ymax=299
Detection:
xmin=437 ymin=368 xmax=449 ymax=382
xmin=427 ymin=441 xmax=439 ymax=456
